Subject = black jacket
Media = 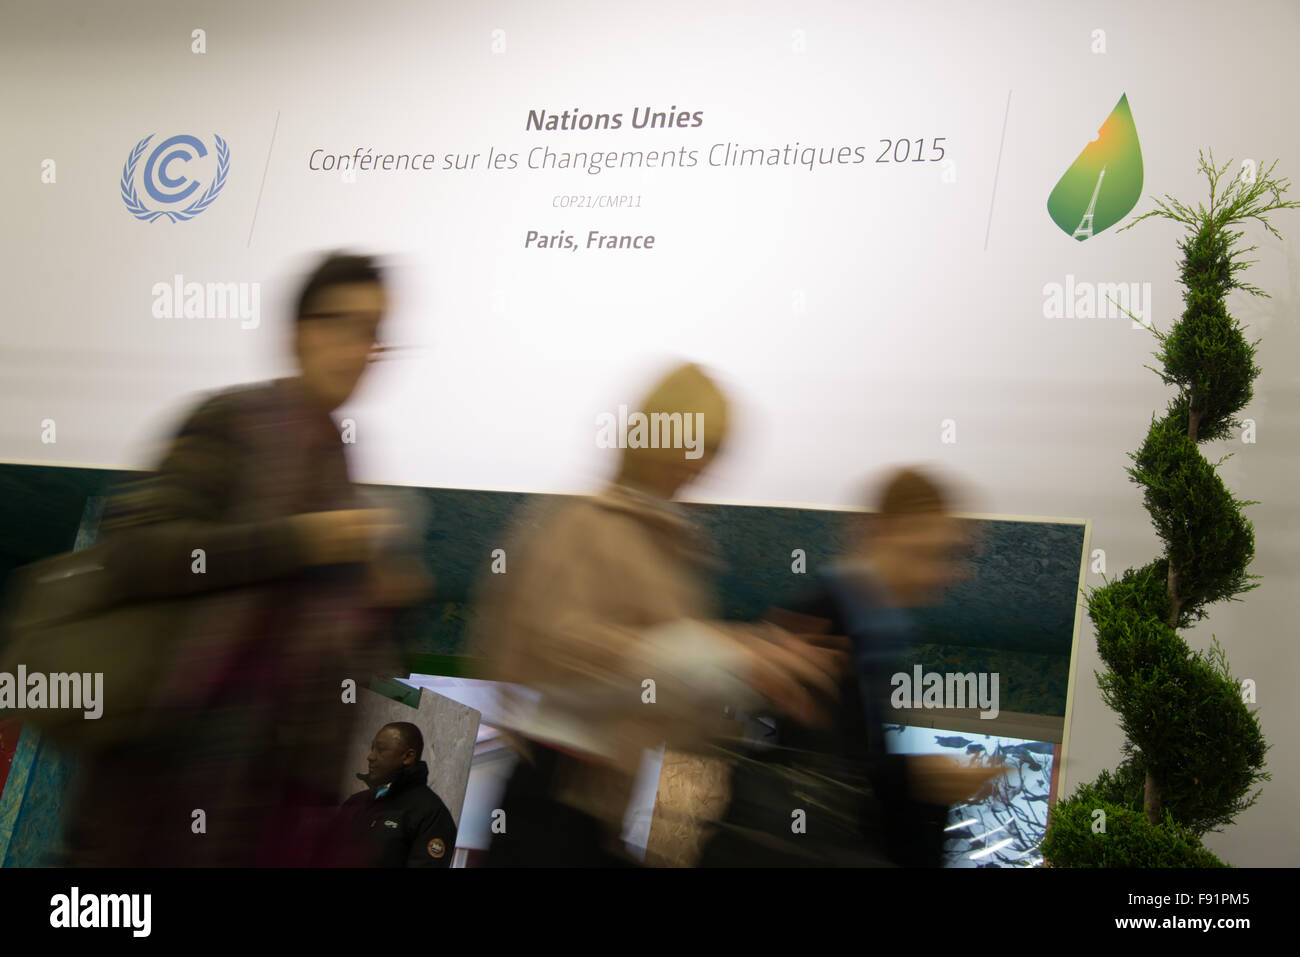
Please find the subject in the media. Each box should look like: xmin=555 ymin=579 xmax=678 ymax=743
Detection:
xmin=784 ymin=580 xmax=951 ymax=868
xmin=328 ymin=761 xmax=458 ymax=868
xmin=699 ymin=573 xmax=948 ymax=868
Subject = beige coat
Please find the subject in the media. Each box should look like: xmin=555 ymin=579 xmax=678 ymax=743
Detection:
xmin=472 ymin=482 xmax=759 ymax=845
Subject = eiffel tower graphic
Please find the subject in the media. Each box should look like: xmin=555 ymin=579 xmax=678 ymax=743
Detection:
xmin=1072 ymin=166 xmax=1107 ymax=240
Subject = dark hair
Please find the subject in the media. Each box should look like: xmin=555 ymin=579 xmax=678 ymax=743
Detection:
xmin=381 ymin=721 xmax=424 ymax=760
xmin=295 ymin=251 xmax=384 ymax=321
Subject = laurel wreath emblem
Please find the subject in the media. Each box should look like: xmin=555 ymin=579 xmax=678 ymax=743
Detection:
xmin=120 ymin=134 xmax=229 ymax=222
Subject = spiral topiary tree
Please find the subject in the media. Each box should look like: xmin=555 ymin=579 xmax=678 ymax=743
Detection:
xmin=1041 ymin=152 xmax=1296 ymax=867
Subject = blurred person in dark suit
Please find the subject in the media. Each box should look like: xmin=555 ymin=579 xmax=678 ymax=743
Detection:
xmin=64 ymin=252 xmax=427 ymax=867
xmin=700 ymin=466 xmax=1002 ymax=867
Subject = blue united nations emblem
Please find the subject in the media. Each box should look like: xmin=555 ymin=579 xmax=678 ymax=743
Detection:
xmin=120 ymin=133 xmax=229 ymax=222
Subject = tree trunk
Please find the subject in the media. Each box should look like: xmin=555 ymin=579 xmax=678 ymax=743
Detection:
xmin=1152 ymin=401 xmax=1200 ymax=816
xmin=1167 ymin=565 xmax=1183 ymax=627
xmin=1144 ymin=770 xmax=1161 ymax=824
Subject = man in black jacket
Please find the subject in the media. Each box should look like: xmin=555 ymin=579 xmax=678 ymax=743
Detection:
xmin=327 ymin=722 xmax=458 ymax=868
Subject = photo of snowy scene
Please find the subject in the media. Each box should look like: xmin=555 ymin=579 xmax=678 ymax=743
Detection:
xmin=885 ymin=725 xmax=1057 ymax=868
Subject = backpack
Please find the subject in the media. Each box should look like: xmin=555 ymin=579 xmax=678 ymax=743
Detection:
xmin=0 ymin=531 xmax=192 ymax=752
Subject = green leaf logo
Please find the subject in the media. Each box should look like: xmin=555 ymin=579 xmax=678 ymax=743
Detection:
xmin=1048 ymin=94 xmax=1143 ymax=241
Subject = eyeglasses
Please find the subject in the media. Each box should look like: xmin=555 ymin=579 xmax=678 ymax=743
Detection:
xmin=299 ymin=311 xmax=400 ymax=358
xmin=300 ymin=310 xmax=384 ymax=327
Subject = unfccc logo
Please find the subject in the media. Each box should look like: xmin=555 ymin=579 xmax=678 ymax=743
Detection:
xmin=120 ymin=133 xmax=229 ymax=222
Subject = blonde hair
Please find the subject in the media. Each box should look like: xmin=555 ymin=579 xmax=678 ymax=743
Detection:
xmin=616 ymin=362 xmax=729 ymax=487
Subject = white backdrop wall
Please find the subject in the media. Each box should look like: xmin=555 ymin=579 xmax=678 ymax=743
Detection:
xmin=2 ymin=0 xmax=1297 ymax=865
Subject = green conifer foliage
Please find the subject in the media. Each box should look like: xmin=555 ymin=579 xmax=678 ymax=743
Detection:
xmin=1041 ymin=153 xmax=1295 ymax=867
